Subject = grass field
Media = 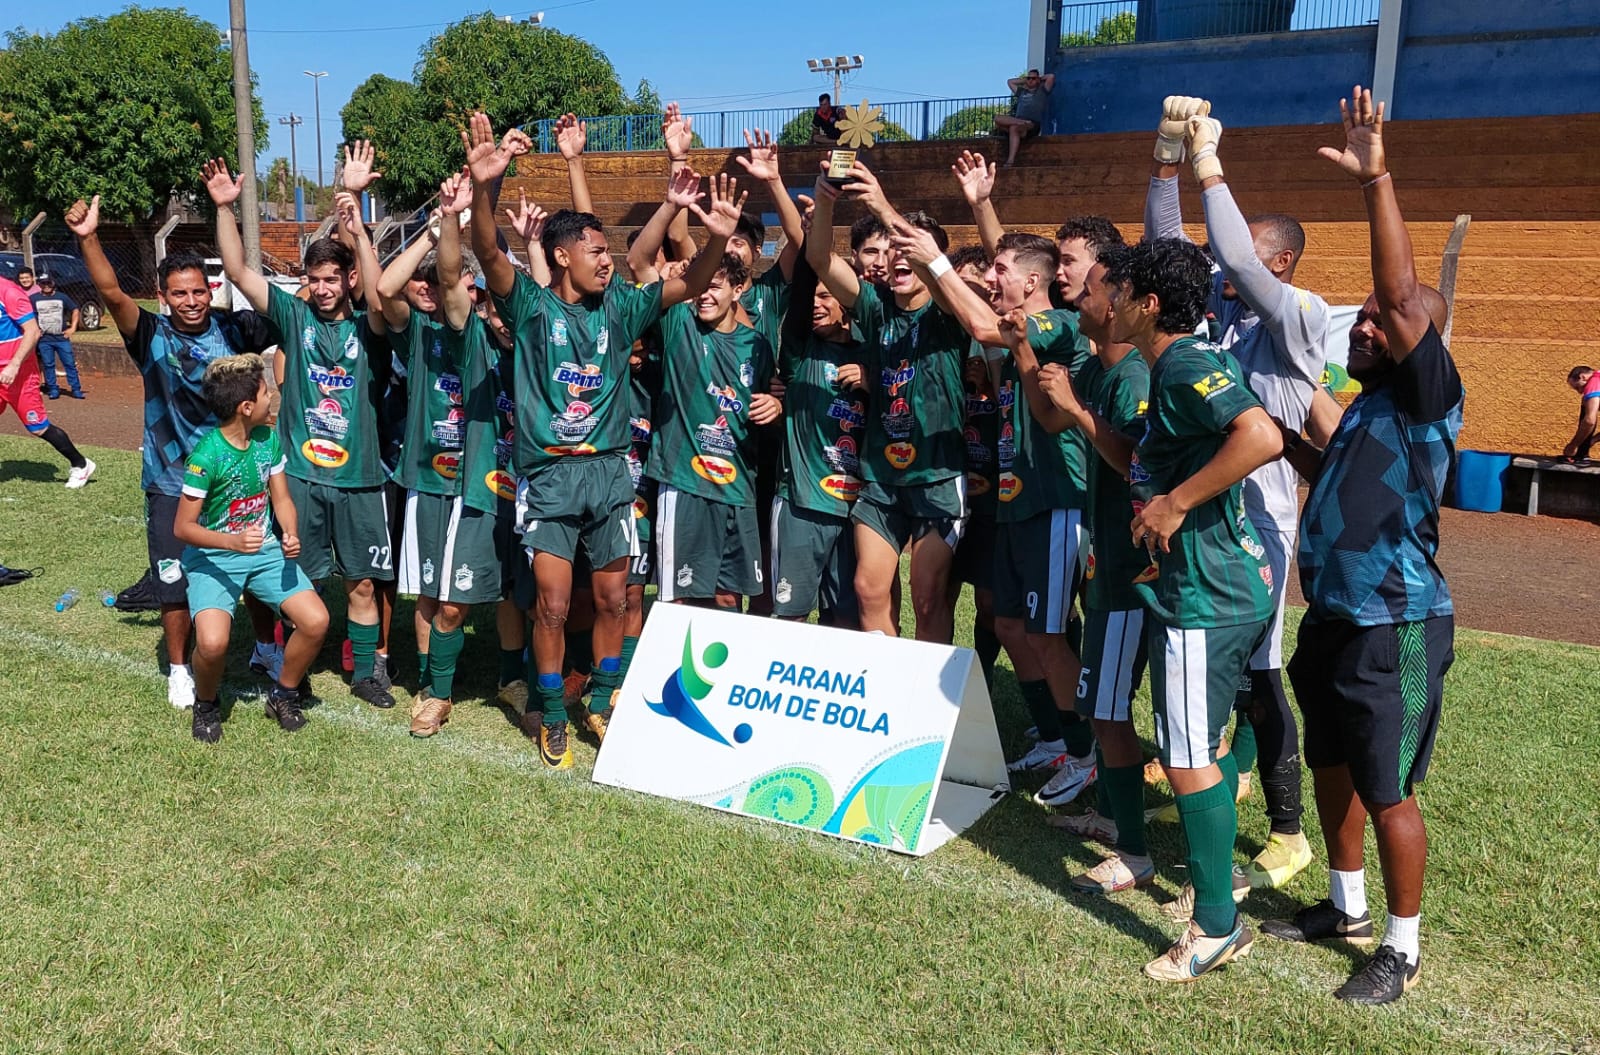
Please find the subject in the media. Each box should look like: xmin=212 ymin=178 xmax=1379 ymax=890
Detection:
xmin=1 ymin=435 xmax=1596 ymax=1054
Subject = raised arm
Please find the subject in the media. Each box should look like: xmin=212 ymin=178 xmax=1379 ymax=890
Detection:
xmin=502 ymin=190 xmax=552 ymax=288
xmin=840 ymin=160 xmax=908 ymax=236
xmin=1318 ymin=86 xmax=1433 ymax=359
xmin=890 ymin=222 xmax=1003 ymax=346
xmin=662 ymin=103 xmax=698 ymax=262
xmin=628 ymin=166 xmax=704 ymax=289
xmin=1145 ymin=97 xmax=1208 ymax=241
xmin=334 ymin=191 xmax=385 ymax=332
xmin=201 ymin=158 xmax=269 ymax=312
xmin=804 ymin=173 xmax=862 ymax=309
xmin=553 ymin=113 xmax=593 ymax=214
xmin=665 ymin=173 xmax=746 ymax=308
xmin=63 ymin=195 xmax=140 ymax=336
xmin=374 ymin=222 xmax=432 ymax=331
xmin=435 ymin=170 xmax=475 ymax=331
xmin=737 ymin=128 xmax=805 ymax=281
xmin=952 ymin=150 xmax=1004 ymax=258
xmin=462 ymin=112 xmax=532 ymax=298
xmin=1193 ymin=149 xmax=1291 ymax=320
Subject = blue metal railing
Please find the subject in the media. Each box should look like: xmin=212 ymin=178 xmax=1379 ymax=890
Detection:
xmin=525 ymin=96 xmax=1015 ymax=153
xmin=1054 ymin=0 xmax=1380 ymax=47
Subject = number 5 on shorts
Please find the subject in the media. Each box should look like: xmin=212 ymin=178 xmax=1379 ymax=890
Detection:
xmin=1077 ymin=666 xmax=1091 ymax=701
xmin=368 ymin=544 xmax=392 ymax=571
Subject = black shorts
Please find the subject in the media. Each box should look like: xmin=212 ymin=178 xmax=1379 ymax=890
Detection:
xmin=1289 ymin=614 xmax=1454 ymax=806
xmin=952 ymin=512 xmax=996 ymax=589
xmin=146 ymin=491 xmax=190 ymax=606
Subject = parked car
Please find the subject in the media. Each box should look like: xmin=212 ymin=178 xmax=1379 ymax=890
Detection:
xmin=0 ymin=252 xmax=108 ymax=330
xmin=203 ymin=257 xmax=303 ymax=313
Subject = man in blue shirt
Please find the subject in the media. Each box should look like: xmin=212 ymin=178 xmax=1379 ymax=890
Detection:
xmin=1262 ymin=89 xmax=1463 ymax=1007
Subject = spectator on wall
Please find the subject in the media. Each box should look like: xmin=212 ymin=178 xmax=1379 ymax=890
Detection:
xmin=811 ymin=93 xmax=841 ymax=144
xmin=29 ymin=273 xmax=84 ymax=399
xmin=1563 ymin=364 xmax=1599 ymax=464
xmin=994 ymin=69 xmax=1054 ymax=167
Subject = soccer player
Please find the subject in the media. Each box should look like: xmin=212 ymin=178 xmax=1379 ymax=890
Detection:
xmin=1032 ymin=247 xmax=1156 ymax=893
xmin=174 ymin=354 xmax=329 ymax=743
xmin=206 ymin=160 xmax=397 ymax=711
xmin=66 ymin=195 xmax=284 ymax=707
xmin=807 ymin=162 xmax=969 ymax=643
xmin=769 ymin=259 xmax=865 ymax=623
xmin=1562 ymin=365 xmax=1599 ymax=463
xmin=850 ymin=215 xmax=892 ymax=287
xmin=1110 ymin=238 xmax=1282 ymax=982
xmin=0 ymin=276 xmax=94 ymax=489
xmin=1261 ymin=87 xmax=1463 ymax=1006
xmin=1146 ymin=95 xmax=1329 ymax=888
xmin=465 ymin=113 xmax=739 ymax=765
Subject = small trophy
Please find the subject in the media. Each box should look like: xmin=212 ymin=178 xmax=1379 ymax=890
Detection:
xmin=825 ymin=99 xmax=886 ymax=186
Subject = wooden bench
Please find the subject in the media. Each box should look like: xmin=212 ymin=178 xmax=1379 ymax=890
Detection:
xmin=1510 ymin=456 xmax=1600 ymax=516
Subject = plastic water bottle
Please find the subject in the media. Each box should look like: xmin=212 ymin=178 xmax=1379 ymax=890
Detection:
xmin=98 ymin=588 xmax=117 ymax=608
xmin=54 ymin=588 xmax=81 ymax=612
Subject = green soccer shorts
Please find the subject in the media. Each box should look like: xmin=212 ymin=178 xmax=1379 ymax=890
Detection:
xmin=397 ymin=490 xmax=502 ymax=605
xmin=285 ymin=477 xmax=396 ymax=583
xmin=655 ymin=485 xmax=763 ymax=601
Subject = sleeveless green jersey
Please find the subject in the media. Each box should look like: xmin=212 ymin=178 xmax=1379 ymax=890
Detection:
xmin=491 ymin=272 xmax=663 ymax=474
xmin=850 ymin=281 xmax=968 ymax=487
xmin=181 ymin=425 xmax=284 ymax=537
xmin=777 ymin=330 xmax=866 ymax=518
xmin=267 ymin=286 xmax=387 ymax=488
xmin=1130 ymin=336 xmax=1273 ymax=629
xmin=1077 ymin=350 xmax=1154 ymax=612
xmin=995 ymin=309 xmax=1087 ymax=520
xmin=645 ymin=304 xmax=774 ymax=507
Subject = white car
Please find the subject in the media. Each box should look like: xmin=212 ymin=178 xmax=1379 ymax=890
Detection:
xmin=203 ymin=257 xmax=302 ymax=312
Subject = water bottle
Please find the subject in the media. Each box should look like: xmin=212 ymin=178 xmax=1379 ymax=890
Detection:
xmin=98 ymin=588 xmax=117 ymax=607
xmin=54 ymin=588 xmax=81 ymax=612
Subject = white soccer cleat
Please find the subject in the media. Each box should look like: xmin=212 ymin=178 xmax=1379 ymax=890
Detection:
xmin=1034 ymin=753 xmax=1099 ymax=807
xmin=1007 ymin=739 xmax=1069 ymax=773
xmin=168 ymin=665 xmax=196 ymax=711
xmin=66 ymin=459 xmax=96 ymax=490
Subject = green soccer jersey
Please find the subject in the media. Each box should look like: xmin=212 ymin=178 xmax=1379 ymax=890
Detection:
xmin=645 ymin=304 xmax=774 ymax=507
xmin=777 ymin=330 xmax=866 ymax=518
xmin=851 ymin=281 xmax=968 ymax=487
xmin=389 ymin=314 xmax=476 ymax=496
xmin=740 ymin=265 xmax=790 ymax=351
xmin=458 ymin=315 xmax=518 ymax=515
xmin=1077 ymin=349 xmax=1155 ymax=612
xmin=268 ymin=286 xmax=388 ymax=488
xmin=627 ymin=359 xmax=661 ymax=541
xmin=995 ymin=309 xmax=1088 ymax=520
xmin=1130 ymin=336 xmax=1273 ymax=629
xmin=181 ymin=425 xmax=285 ymax=537
xmin=492 ymin=271 xmax=663 ymax=475
xmin=964 ymin=362 xmax=1001 ymax=518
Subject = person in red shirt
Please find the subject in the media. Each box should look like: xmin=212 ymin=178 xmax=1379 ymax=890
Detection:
xmin=1563 ymin=365 xmax=1599 ymax=464
xmin=0 ymin=276 xmax=95 ymax=488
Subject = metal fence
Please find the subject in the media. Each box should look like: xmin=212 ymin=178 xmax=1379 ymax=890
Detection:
xmin=525 ymin=96 xmax=1016 ymax=153
xmin=1055 ymin=0 xmax=1380 ymax=47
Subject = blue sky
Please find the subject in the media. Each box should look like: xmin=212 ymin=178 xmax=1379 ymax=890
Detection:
xmin=11 ymin=1 xmax=1034 ymax=180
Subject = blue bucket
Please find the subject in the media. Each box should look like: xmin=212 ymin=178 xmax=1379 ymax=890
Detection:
xmin=1453 ymin=451 xmax=1512 ymax=512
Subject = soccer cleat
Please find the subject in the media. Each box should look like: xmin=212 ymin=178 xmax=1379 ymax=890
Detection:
xmin=351 ymin=676 xmax=396 ymax=710
xmin=410 ymin=697 xmax=452 ymax=738
xmin=1047 ymin=808 xmax=1119 ymax=843
xmin=496 ymin=679 xmax=529 ymax=713
xmin=191 ymin=698 xmax=222 ymax=743
xmin=1143 ymin=758 xmax=1167 ymax=786
xmin=409 ymin=690 xmax=434 ymax=721
xmin=583 ymin=706 xmax=613 ymax=744
xmin=1070 ymin=853 xmax=1155 ymax=894
xmin=1334 ymin=946 xmax=1420 ymax=1005
xmin=539 ymin=719 xmax=574 ymax=769
xmin=562 ymin=671 xmax=590 ymax=710
xmin=1246 ymin=830 xmax=1314 ymax=889
xmin=1143 ymin=918 xmax=1254 ymax=983
xmin=1034 ymin=754 xmax=1098 ymax=806
xmin=1007 ymin=739 xmax=1069 ymax=773
xmin=65 ymin=459 xmax=96 ymax=490
xmin=265 ymin=683 xmax=307 ymax=732
xmin=1162 ymin=867 xmax=1252 ymax=921
xmin=1236 ymin=771 xmax=1253 ymax=802
xmin=168 ymin=666 xmax=196 ymax=711
xmin=249 ymin=641 xmax=285 ymax=681
xmin=1261 ymin=899 xmax=1375 ymax=947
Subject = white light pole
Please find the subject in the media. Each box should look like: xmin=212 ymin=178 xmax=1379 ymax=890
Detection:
xmin=805 ymin=54 xmax=864 ymax=102
xmin=303 ymin=70 xmax=328 ymax=187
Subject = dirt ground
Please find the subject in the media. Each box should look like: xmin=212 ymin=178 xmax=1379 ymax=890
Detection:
xmin=24 ymin=358 xmax=1600 ymax=649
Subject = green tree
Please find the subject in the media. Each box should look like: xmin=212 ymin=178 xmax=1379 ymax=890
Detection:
xmin=341 ymin=73 xmax=451 ymax=216
xmin=0 ymin=7 xmax=265 ymax=220
xmin=1061 ymin=10 xmax=1138 ymax=47
xmin=935 ymin=104 xmax=1009 ymax=140
xmin=777 ymin=109 xmax=912 ymax=148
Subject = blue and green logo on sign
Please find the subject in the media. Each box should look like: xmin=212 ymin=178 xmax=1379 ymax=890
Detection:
xmin=646 ymin=625 xmax=753 ymax=747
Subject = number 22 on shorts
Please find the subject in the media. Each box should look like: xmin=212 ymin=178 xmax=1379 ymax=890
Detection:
xmin=368 ymin=544 xmax=392 ymax=571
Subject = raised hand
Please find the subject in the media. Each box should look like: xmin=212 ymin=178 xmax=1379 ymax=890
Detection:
xmin=951 ymin=149 xmax=996 ymax=205
xmin=1155 ymin=95 xmax=1210 ymax=164
xmin=737 ymin=129 xmax=780 ymax=182
xmin=1186 ymin=112 xmax=1224 ymax=181
xmin=503 ymin=190 xmax=548 ymax=244
xmin=439 ymin=167 xmax=474 ymax=217
xmin=200 ymin=158 xmax=243 ymax=206
xmin=334 ymin=191 xmax=363 ymax=240
xmin=555 ymin=113 xmax=587 ymax=160
xmin=665 ymin=165 xmax=702 ymax=210
xmin=64 ymin=195 xmax=101 ymax=238
xmin=692 ymin=173 xmax=748 ymax=240
xmin=1317 ymin=85 xmax=1386 ymax=181
xmin=797 ymin=193 xmax=816 ymax=233
xmin=997 ymin=307 xmax=1031 ymax=347
xmin=888 ymin=221 xmax=942 ymax=269
xmin=662 ymin=102 xmax=694 ymax=160
xmin=342 ymin=139 xmax=384 ymax=192
xmin=460 ymin=112 xmax=528 ymax=185
xmin=841 ymin=160 xmax=889 ymax=215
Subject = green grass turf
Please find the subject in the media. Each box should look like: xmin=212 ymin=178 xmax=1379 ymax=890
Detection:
xmin=1 ymin=435 xmax=1596 ymax=1053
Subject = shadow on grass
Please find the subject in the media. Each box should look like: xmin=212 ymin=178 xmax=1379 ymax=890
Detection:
xmin=0 ymin=459 xmax=63 ymax=484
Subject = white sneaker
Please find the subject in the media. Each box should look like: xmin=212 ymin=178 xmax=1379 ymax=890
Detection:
xmin=250 ymin=641 xmax=285 ymax=681
xmin=1007 ymin=739 xmax=1068 ymax=772
xmin=168 ymin=664 xmax=196 ymax=710
xmin=66 ymin=458 xmax=96 ymax=490
xmin=1035 ymin=754 xmax=1099 ymax=806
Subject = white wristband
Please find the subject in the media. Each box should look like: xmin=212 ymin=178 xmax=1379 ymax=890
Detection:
xmin=927 ymin=254 xmax=953 ymax=279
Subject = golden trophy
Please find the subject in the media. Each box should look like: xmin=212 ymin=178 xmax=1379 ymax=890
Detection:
xmin=825 ymin=99 xmax=886 ymax=185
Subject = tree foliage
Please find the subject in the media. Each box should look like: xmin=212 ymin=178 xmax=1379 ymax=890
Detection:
xmin=1061 ymin=11 xmax=1138 ymax=47
xmin=776 ymin=110 xmax=912 ymax=148
xmin=0 ymin=7 xmax=265 ymax=220
xmin=934 ymin=104 xmax=1009 ymax=140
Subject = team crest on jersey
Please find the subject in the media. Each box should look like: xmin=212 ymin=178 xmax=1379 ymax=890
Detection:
xmin=774 ymin=578 xmax=792 ymax=604
xmin=551 ymin=319 xmax=569 ymax=346
xmin=884 ymin=442 xmax=916 ymax=470
xmin=692 ymin=455 xmax=738 ymax=486
xmin=738 ymin=360 xmax=754 ymax=388
xmin=998 ymin=471 xmax=1022 ymax=502
xmin=707 ymin=383 xmax=745 ymax=415
xmin=676 ymin=565 xmax=694 ymax=588
xmin=309 ymin=365 xmax=356 ymax=393
xmin=882 ymin=359 xmax=914 ymax=395
xmin=596 ymin=330 xmax=609 ymax=357
xmin=454 ymin=565 xmax=475 ymax=592
xmin=422 ymin=559 xmax=435 ymax=586
xmin=431 ymin=452 xmax=462 ymax=479
xmin=300 ymin=438 xmax=349 ymax=468
xmin=343 ymin=333 xmax=361 ymax=360
xmin=554 ymin=362 xmax=602 ymax=396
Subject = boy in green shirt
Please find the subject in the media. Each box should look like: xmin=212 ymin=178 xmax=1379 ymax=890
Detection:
xmin=175 ymin=354 xmax=330 ymax=743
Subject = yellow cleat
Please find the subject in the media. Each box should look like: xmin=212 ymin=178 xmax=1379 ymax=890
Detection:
xmin=583 ymin=707 xmax=612 ymax=744
xmin=1245 ymin=830 xmax=1313 ymax=889
xmin=539 ymin=719 xmax=574 ymax=770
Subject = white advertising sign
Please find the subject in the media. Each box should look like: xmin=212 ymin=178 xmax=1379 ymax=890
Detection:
xmin=592 ymin=605 xmax=1010 ymax=856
